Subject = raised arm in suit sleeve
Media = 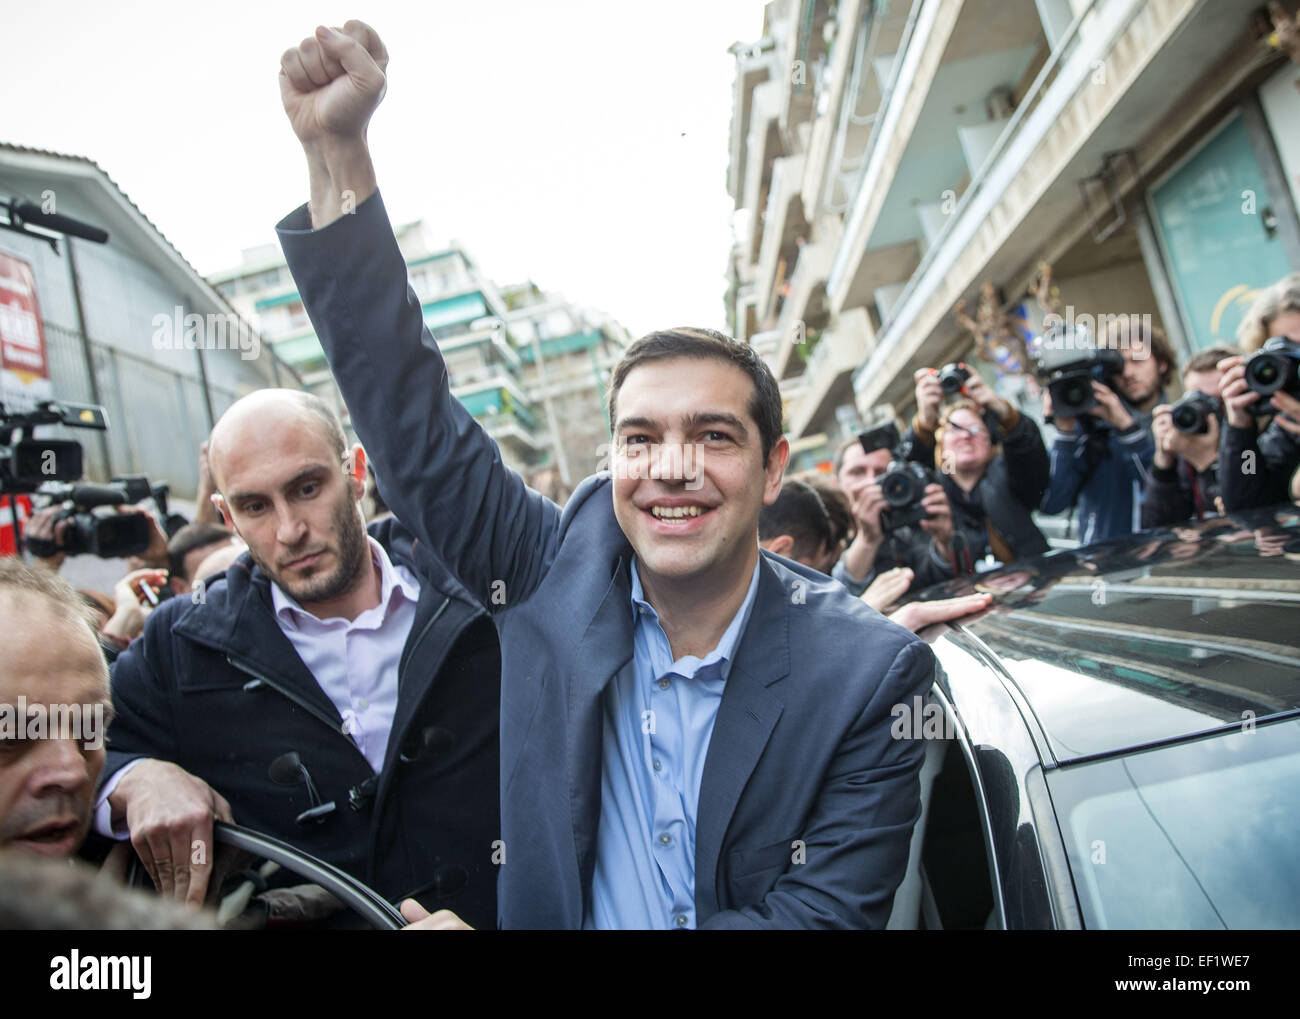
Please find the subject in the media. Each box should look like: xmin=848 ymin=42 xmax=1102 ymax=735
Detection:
xmin=698 ymin=639 xmax=934 ymax=929
xmin=276 ymin=192 xmax=563 ymax=609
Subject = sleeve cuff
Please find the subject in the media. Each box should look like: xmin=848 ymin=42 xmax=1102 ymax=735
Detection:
xmin=910 ymin=414 xmax=936 ymax=448
xmin=93 ymin=758 xmax=144 ymax=840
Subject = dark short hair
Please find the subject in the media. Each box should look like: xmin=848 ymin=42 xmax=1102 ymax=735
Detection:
xmin=1184 ymin=345 xmax=1238 ymax=375
xmin=803 ymin=475 xmax=854 ymax=550
xmin=607 ymin=327 xmax=784 ymax=464
xmin=759 ymin=480 xmax=833 ymax=563
xmin=1102 ymin=318 xmax=1177 ymax=387
xmin=167 ymin=522 xmax=234 ymax=581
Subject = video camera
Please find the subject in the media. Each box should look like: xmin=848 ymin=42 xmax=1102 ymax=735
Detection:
xmin=32 ymin=476 xmax=171 ymax=559
xmin=2 ymin=400 xmax=168 ymax=558
xmin=858 ymin=422 xmax=935 ymax=532
xmin=1245 ymin=336 xmax=1300 ymax=400
xmin=1035 ymin=325 xmax=1124 ymax=419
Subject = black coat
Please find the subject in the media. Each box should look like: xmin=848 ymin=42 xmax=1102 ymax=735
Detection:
xmin=1220 ymin=419 xmax=1300 ymax=512
xmin=903 ymin=411 xmax=1050 ymax=567
xmin=102 ymin=517 xmax=501 ymax=929
xmin=1141 ymin=458 xmax=1222 ymax=528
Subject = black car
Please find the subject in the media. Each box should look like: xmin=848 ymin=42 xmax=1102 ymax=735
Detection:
xmin=887 ymin=507 xmax=1300 ymax=930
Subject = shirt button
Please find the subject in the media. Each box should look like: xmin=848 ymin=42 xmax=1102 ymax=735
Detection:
xmin=357 ymin=699 xmax=368 ymax=710
xmin=657 ymin=678 xmax=670 ymax=691
xmin=653 ymin=759 xmax=662 ymax=772
xmin=675 ymin=914 xmax=689 ymax=927
xmin=658 ymin=833 xmax=672 ymax=847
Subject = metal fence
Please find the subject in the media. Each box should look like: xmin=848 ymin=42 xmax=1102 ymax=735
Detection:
xmin=37 ymin=321 xmax=248 ymax=499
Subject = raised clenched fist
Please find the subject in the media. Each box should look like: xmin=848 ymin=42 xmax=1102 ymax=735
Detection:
xmin=279 ymin=21 xmax=389 ymax=150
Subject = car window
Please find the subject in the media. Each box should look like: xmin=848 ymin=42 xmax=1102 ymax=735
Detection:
xmin=1047 ymin=718 xmax=1300 ymax=929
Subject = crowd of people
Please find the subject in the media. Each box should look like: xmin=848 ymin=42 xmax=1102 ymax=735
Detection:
xmin=2 ymin=20 xmax=1298 ymax=931
xmin=769 ymin=270 xmax=1300 ymax=620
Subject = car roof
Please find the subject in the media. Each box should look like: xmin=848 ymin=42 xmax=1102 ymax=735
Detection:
xmin=926 ymin=507 xmax=1300 ymax=764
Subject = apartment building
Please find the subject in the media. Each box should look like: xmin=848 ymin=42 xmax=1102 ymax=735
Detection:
xmin=214 ymin=228 xmax=628 ymax=483
xmin=729 ymin=0 xmax=1300 ymax=465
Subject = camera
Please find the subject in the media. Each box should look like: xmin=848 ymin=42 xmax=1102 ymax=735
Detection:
xmin=937 ymin=362 xmax=970 ymax=395
xmin=878 ymin=460 xmax=932 ymax=531
xmin=36 ymin=476 xmax=172 ymax=559
xmin=3 ymin=399 xmax=168 ymax=559
xmin=1 ymin=399 xmax=107 ymax=494
xmin=856 ymin=422 xmax=934 ymax=532
xmin=1170 ymin=390 xmax=1221 ymax=435
xmin=1037 ymin=347 xmax=1124 ymax=418
xmin=1244 ymin=336 xmax=1300 ymax=398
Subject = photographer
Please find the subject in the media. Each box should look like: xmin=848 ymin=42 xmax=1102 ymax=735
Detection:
xmin=1143 ymin=346 xmax=1236 ymax=527
xmin=1040 ymin=322 xmax=1172 ymax=542
xmin=907 ymin=365 xmax=1050 ymax=570
xmin=1218 ymin=276 xmax=1300 ymax=512
xmin=831 ymin=430 xmax=956 ymax=597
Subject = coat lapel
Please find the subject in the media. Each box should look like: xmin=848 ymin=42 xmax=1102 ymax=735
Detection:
xmin=694 ymin=555 xmax=790 ymax=914
xmin=568 ymin=555 xmax=636 ymax=904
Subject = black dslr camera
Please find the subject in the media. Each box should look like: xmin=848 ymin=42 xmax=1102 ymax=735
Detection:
xmin=858 ymin=422 xmax=935 ymax=532
xmin=1245 ymin=337 xmax=1300 ymax=399
xmin=1170 ymin=390 xmax=1221 ymax=435
xmin=937 ymin=362 xmax=971 ymax=395
xmin=1035 ymin=325 xmax=1124 ymax=418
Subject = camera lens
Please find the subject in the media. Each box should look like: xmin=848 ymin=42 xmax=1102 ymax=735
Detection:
xmin=880 ymin=473 xmax=909 ymax=506
xmin=1061 ymin=381 xmax=1089 ymax=410
xmin=1246 ymin=353 xmax=1285 ymax=395
xmin=1171 ymin=404 xmax=1201 ymax=434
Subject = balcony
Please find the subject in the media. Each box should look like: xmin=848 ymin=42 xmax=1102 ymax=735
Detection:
xmin=828 ymin=0 xmax=1046 ymax=316
xmin=772 ymin=236 xmax=834 ymax=379
xmin=787 ymin=308 xmax=873 ymax=437
xmin=754 ymin=153 xmax=809 ymax=325
xmin=850 ymin=0 xmax=1253 ymax=410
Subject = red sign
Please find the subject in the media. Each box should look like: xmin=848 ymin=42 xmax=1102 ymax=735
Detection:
xmin=0 ymin=253 xmax=49 ymax=380
xmin=0 ymin=495 xmax=34 ymax=557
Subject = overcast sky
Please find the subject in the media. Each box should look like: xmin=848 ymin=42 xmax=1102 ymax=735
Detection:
xmin=3 ymin=0 xmax=768 ymax=336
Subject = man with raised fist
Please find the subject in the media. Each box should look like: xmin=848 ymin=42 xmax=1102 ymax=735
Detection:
xmin=275 ymin=22 xmax=934 ymax=930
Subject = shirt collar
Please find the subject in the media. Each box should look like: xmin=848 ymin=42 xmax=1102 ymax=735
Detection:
xmin=272 ymin=535 xmax=418 ymax=627
xmin=628 ymin=555 xmax=762 ymax=680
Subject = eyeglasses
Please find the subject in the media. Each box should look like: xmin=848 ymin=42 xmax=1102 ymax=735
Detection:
xmin=946 ymin=420 xmax=988 ymax=440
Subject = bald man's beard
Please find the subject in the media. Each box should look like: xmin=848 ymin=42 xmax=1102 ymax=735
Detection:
xmin=251 ymin=494 xmax=370 ymax=608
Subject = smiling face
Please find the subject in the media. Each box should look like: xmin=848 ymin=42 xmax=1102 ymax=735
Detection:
xmin=941 ymin=407 xmax=993 ymax=476
xmin=611 ymin=356 xmax=788 ymax=589
xmin=0 ymin=594 xmax=109 ymax=859
xmin=209 ymin=396 xmax=369 ymax=613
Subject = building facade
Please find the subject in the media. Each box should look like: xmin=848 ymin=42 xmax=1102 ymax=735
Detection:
xmin=213 ymin=227 xmax=629 ymax=485
xmin=0 ymin=143 xmax=294 ymax=504
xmin=729 ymin=0 xmax=1300 ymax=462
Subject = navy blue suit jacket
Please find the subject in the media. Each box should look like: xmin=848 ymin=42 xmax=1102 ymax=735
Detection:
xmin=277 ymin=193 xmax=936 ymax=929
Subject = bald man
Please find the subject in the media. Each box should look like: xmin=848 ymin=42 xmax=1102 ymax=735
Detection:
xmin=97 ymin=389 xmax=501 ymax=927
xmin=0 ymin=559 xmax=113 ymax=859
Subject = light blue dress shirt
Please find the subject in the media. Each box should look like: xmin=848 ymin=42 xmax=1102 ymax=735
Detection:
xmin=584 ymin=556 xmax=762 ymax=930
